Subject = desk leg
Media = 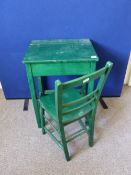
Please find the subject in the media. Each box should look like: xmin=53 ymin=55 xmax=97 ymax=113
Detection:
xmin=88 ymin=62 xmax=96 ymax=93
xmin=25 ymin=64 xmax=41 ymax=128
xmin=87 ymin=63 xmax=108 ymax=109
xmin=37 ymin=77 xmax=43 ymax=96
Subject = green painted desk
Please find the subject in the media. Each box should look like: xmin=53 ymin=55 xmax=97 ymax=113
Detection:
xmin=23 ymin=39 xmax=99 ymax=128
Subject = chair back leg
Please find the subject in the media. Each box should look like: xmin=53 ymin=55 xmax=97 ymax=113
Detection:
xmin=59 ymin=125 xmax=70 ymax=161
xmin=88 ymin=108 xmax=96 ymax=147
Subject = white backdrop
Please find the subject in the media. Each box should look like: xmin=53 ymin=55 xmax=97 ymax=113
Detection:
xmin=124 ymin=52 xmax=131 ymax=86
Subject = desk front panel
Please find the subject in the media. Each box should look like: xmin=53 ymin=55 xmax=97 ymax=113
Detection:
xmin=31 ymin=62 xmax=96 ymax=76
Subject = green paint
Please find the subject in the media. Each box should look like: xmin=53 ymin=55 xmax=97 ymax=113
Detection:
xmin=23 ymin=39 xmax=99 ymax=128
xmin=39 ymin=61 xmax=113 ymax=160
xmin=23 ymin=39 xmax=98 ymax=64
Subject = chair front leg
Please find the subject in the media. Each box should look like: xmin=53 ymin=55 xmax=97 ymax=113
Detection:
xmin=40 ymin=106 xmax=46 ymax=134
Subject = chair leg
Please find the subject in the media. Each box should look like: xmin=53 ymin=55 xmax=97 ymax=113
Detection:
xmin=40 ymin=107 xmax=46 ymax=134
xmin=89 ymin=119 xmax=95 ymax=147
xmin=88 ymin=110 xmax=96 ymax=147
xmin=60 ymin=125 xmax=70 ymax=161
xmin=85 ymin=111 xmax=91 ymax=126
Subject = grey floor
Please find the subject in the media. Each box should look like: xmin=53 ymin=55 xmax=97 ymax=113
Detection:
xmin=0 ymin=86 xmax=131 ymax=175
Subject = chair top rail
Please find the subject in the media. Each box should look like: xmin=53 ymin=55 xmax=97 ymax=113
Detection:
xmin=62 ymin=61 xmax=113 ymax=90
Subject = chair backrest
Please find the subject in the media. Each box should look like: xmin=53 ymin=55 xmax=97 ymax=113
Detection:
xmin=55 ymin=61 xmax=113 ymax=122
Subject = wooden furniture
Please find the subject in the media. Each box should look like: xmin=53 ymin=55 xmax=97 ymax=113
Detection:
xmin=39 ymin=62 xmax=113 ymax=161
xmin=23 ymin=39 xmax=99 ymax=128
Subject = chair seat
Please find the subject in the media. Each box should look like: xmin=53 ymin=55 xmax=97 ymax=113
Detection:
xmin=40 ymin=89 xmax=93 ymax=124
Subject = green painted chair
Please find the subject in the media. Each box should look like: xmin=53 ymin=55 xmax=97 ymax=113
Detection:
xmin=39 ymin=61 xmax=113 ymax=161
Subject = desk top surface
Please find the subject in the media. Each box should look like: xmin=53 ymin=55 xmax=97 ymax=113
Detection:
xmin=23 ymin=39 xmax=99 ymax=64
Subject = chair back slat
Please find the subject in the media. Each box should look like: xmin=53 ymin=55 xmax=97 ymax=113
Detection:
xmin=62 ymin=89 xmax=98 ymax=108
xmin=62 ymin=96 xmax=96 ymax=115
xmin=55 ymin=61 xmax=113 ymax=122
